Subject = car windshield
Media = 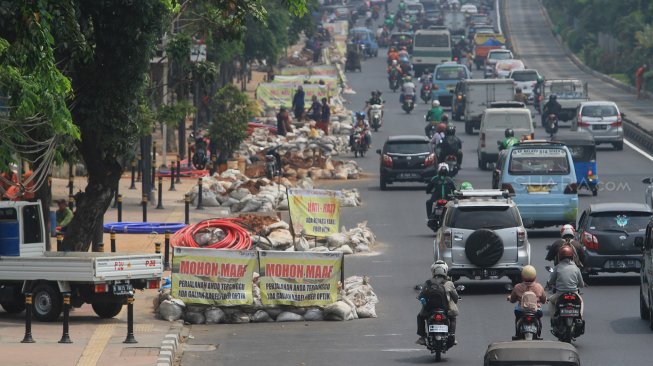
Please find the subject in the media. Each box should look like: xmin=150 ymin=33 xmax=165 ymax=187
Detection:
xmin=588 ymin=211 xmax=651 ymax=233
xmin=385 ymin=141 xmax=431 ymax=154
xmin=407 ymin=4 xmax=422 ymax=11
xmin=351 ymin=32 xmax=369 ymax=41
xmin=509 ymin=148 xmax=570 ymax=175
xmin=547 ymin=82 xmax=585 ymax=98
xmin=581 ymin=105 xmax=618 ymax=118
xmin=490 ymin=52 xmax=512 ymax=60
xmin=414 ymin=33 xmax=450 ymax=47
xmin=436 ymin=67 xmax=467 ymax=80
xmin=448 ymin=206 xmax=520 ymax=230
xmin=484 ymin=114 xmax=530 ymax=129
xmin=512 ymin=71 xmax=538 ymax=82
xmin=565 ymin=145 xmax=595 ymax=162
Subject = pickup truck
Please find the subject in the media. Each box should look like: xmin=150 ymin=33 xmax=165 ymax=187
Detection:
xmin=473 ymin=33 xmax=506 ymax=70
xmin=0 ymin=200 xmax=163 ymax=321
xmin=461 ymin=78 xmax=515 ymax=134
xmin=539 ymin=79 xmax=589 ymax=123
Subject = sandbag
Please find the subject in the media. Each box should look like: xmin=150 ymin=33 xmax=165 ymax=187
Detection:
xmin=304 ymin=308 xmax=324 ymax=321
xmin=250 ymin=310 xmax=274 ymax=323
xmin=184 ymin=311 xmax=206 ymax=324
xmin=323 ymin=301 xmax=354 ymax=321
xmin=356 ymin=303 xmax=378 ymax=318
xmin=205 ymin=307 xmax=225 ymax=324
xmin=227 ymin=311 xmax=251 ymax=324
xmin=157 ymin=300 xmax=184 ymax=321
xmin=327 ymin=233 xmax=348 ymax=248
xmin=276 ymin=311 xmax=304 ymax=322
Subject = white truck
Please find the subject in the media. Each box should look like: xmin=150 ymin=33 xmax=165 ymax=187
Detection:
xmin=539 ymin=79 xmax=589 ymax=123
xmin=442 ymin=10 xmax=466 ymax=35
xmin=461 ymin=79 xmax=515 ymax=134
xmin=0 ymin=200 xmax=163 ymax=321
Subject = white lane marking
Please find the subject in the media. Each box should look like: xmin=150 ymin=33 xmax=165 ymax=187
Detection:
xmin=381 ymin=348 xmax=423 ymax=352
xmin=625 ymin=139 xmax=653 ymax=162
xmin=496 ymin=0 xmax=502 ymax=34
xmin=365 ymin=334 xmax=402 ymax=337
xmin=371 ymin=275 xmax=393 ymax=278
xmin=372 ymin=260 xmax=391 ymax=263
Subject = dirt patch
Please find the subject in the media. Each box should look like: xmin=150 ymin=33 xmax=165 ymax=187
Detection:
xmin=237 ymin=213 xmax=280 ymax=233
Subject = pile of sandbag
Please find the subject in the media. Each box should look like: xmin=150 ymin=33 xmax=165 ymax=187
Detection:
xmin=154 ymin=275 xmax=378 ymax=323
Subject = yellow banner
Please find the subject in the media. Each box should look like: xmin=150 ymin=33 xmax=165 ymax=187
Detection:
xmin=279 ymin=66 xmax=311 ymax=76
xmin=272 ymin=75 xmax=338 ymax=95
xmin=474 ymin=33 xmax=506 ymax=45
xmin=256 ymin=83 xmax=329 ymax=109
xmin=171 ymin=247 xmax=256 ymax=306
xmin=288 ymin=189 xmax=340 ymax=237
xmin=259 ymin=251 xmax=342 ymax=306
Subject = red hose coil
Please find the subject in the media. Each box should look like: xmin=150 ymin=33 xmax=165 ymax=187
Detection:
xmin=171 ymin=219 xmax=251 ymax=250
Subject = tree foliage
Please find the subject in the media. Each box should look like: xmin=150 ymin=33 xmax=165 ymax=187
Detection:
xmin=208 ymin=84 xmax=250 ymax=160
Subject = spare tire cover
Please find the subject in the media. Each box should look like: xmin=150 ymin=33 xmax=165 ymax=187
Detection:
xmin=465 ymin=229 xmax=504 ymax=267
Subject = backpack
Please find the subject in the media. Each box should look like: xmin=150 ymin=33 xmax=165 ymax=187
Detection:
xmin=422 ymin=279 xmax=448 ymax=310
xmin=520 ymin=290 xmax=539 ymax=312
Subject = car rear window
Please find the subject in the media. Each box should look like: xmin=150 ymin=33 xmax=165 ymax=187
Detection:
xmin=566 ymin=145 xmax=595 ymax=162
xmin=588 ymin=212 xmax=651 ymax=233
xmin=512 ymin=71 xmax=538 ymax=82
xmin=436 ymin=67 xmax=466 ymax=80
xmin=489 ymin=52 xmax=512 ymax=60
xmin=385 ymin=141 xmax=431 ymax=154
xmin=508 ymin=148 xmax=570 ymax=175
xmin=484 ymin=113 xmax=530 ymax=129
xmin=448 ymin=206 xmax=520 ymax=230
xmin=581 ymin=105 xmax=618 ymax=117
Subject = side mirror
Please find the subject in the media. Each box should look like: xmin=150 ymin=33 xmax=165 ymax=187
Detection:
xmin=621 ymin=112 xmax=626 ymax=118
xmin=643 ymin=177 xmax=651 ymax=185
xmin=635 ymin=237 xmax=644 ymax=248
xmin=522 ymin=218 xmax=534 ymax=229
xmin=545 ymin=266 xmax=553 ymax=273
xmin=456 ymin=285 xmax=465 ymax=292
xmin=376 ymin=149 xmax=382 ymax=155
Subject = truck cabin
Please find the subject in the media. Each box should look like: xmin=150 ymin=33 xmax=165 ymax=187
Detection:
xmin=0 ymin=201 xmax=45 ymax=257
xmin=545 ymin=80 xmax=587 ymax=99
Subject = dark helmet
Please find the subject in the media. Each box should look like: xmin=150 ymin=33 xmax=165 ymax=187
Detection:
xmin=505 ymin=128 xmax=514 ymax=138
xmin=445 ymin=125 xmax=456 ymax=136
xmin=441 ymin=114 xmax=449 ymax=123
xmin=550 ymin=94 xmax=557 ymax=101
xmin=559 ymin=245 xmax=574 ymax=260
xmin=356 ymin=111 xmax=366 ymax=120
xmin=516 ymin=87 xmax=522 ymax=93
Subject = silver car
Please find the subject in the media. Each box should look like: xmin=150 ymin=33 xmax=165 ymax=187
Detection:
xmin=571 ymin=101 xmax=624 ymax=150
xmin=434 ymin=190 xmax=531 ymax=284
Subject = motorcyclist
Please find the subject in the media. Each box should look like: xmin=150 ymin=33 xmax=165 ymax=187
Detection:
xmin=384 ymin=14 xmax=394 ymax=29
xmin=514 ymin=87 xmax=528 ymax=104
xmin=507 ymin=265 xmax=547 ymax=339
xmin=387 ymin=47 xmax=400 ymax=64
xmin=499 ymin=128 xmax=520 ymax=150
xmin=425 ymin=100 xmax=445 ymax=136
xmin=547 ymin=245 xmax=586 ymax=317
xmin=387 ymin=59 xmax=403 ymax=76
xmin=419 ymin=69 xmax=432 ymax=85
xmin=546 ymin=224 xmax=586 ymax=267
xmin=400 ymin=75 xmax=416 ymax=104
xmin=429 ymin=122 xmax=447 ymax=145
xmin=416 ymin=261 xmax=459 ymax=346
xmin=425 ymin=163 xmax=457 ymax=218
xmin=366 ymin=90 xmax=385 ymax=121
xmin=460 ymin=181 xmax=473 ymax=190
xmin=350 ymin=112 xmax=372 ymax=149
xmin=542 ymin=94 xmax=562 ymax=127
xmin=439 ymin=125 xmax=463 ymax=167
xmin=398 ymin=46 xmax=410 ymax=59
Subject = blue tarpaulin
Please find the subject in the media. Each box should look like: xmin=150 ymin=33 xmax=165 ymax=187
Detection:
xmin=481 ymin=39 xmax=504 ymax=46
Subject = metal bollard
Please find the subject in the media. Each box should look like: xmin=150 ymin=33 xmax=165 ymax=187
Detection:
xmin=156 ymin=176 xmax=164 ymax=209
xmin=117 ymin=194 xmax=123 ymax=222
xmin=68 ymin=194 xmax=74 ymax=210
xmin=142 ymin=195 xmax=148 ymax=222
xmin=164 ymin=231 xmax=171 ymax=271
xmin=187 ymin=142 xmax=192 ymax=168
xmin=129 ymin=160 xmax=136 ymax=189
xmin=21 ymin=293 xmax=35 ymax=343
xmin=184 ymin=194 xmax=190 ymax=224
xmin=58 ymin=293 xmax=72 ymax=343
xmin=155 ymin=242 xmax=161 ymax=254
xmin=196 ymin=178 xmax=203 ymax=210
xmin=175 ymin=157 xmax=182 ymax=183
xmin=110 ymin=231 xmax=116 ymax=253
xmin=151 ymin=165 xmax=156 ymax=191
xmin=56 ymin=232 xmax=63 ymax=251
xmin=136 ymin=153 xmax=142 ymax=182
xmin=123 ymin=296 xmax=137 ymax=343
xmin=169 ymin=162 xmax=176 ymax=191
xmin=68 ymin=164 xmax=74 ymax=196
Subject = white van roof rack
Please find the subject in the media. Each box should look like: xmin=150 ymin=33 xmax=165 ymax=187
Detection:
xmin=453 ymin=189 xmax=510 ymax=199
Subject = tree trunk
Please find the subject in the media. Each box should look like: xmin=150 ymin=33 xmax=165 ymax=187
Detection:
xmin=34 ymin=171 xmax=53 ymax=251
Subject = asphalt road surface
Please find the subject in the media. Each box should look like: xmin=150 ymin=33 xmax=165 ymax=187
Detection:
xmin=181 ymin=2 xmax=653 ymax=365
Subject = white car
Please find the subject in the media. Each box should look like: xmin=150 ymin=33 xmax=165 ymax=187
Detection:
xmin=509 ymin=69 xmax=541 ymax=103
xmin=495 ymin=59 xmax=525 ymax=79
xmin=484 ymin=49 xmax=513 ymax=78
xmin=461 ymin=4 xmax=478 ymax=14
xmin=571 ymin=101 xmax=624 ymax=150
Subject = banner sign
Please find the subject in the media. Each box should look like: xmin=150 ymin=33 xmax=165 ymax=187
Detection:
xmin=288 ymin=189 xmax=340 ymax=237
xmin=259 ymin=251 xmax=342 ymax=306
xmin=272 ymin=75 xmax=339 ymax=95
xmin=171 ymin=247 xmax=256 ymax=305
xmin=256 ymin=83 xmax=329 ymax=109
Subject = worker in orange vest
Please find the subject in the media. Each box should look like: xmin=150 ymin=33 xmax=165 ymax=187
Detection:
xmin=636 ymin=64 xmax=647 ymax=99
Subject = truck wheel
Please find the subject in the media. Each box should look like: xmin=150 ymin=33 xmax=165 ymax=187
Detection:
xmin=92 ymin=302 xmax=124 ymax=319
xmin=1 ymin=301 xmax=26 ymax=314
xmin=640 ymin=288 xmax=649 ymax=320
xmin=32 ymin=283 xmax=62 ymax=322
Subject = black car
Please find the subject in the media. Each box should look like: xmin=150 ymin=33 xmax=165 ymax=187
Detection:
xmin=376 ymin=135 xmax=437 ymax=190
xmin=576 ymin=203 xmax=653 ymax=277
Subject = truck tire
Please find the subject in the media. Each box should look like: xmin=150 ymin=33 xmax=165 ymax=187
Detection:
xmin=32 ymin=283 xmax=62 ymax=322
xmin=1 ymin=301 xmax=26 ymax=314
xmin=92 ymin=302 xmax=124 ymax=319
xmin=465 ymin=229 xmax=504 ymax=268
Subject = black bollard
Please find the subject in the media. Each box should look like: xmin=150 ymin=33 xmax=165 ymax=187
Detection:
xmin=175 ymin=157 xmax=181 ymax=183
xmin=68 ymin=164 xmax=74 ymax=197
xmin=184 ymin=194 xmax=190 ymax=224
xmin=136 ymin=153 xmax=142 ymax=182
xmin=21 ymin=293 xmax=35 ymax=343
xmin=110 ymin=231 xmax=116 ymax=253
xmin=187 ymin=142 xmax=192 ymax=168
xmin=58 ymin=293 xmax=72 ymax=343
xmin=56 ymin=232 xmax=63 ymax=251
xmin=129 ymin=160 xmax=137 ymax=189
xmin=123 ymin=296 xmax=137 ymax=344
xmin=151 ymin=165 xmax=156 ymax=191
xmin=196 ymin=178 xmax=204 ymax=210
xmin=117 ymin=194 xmax=123 ymax=222
xmin=155 ymin=242 xmax=161 ymax=254
xmin=169 ymin=162 xmax=176 ymax=191
xmin=142 ymin=195 xmax=148 ymax=222
xmin=68 ymin=194 xmax=74 ymax=211
xmin=164 ymin=231 xmax=171 ymax=271
xmin=112 ymin=184 xmax=119 ymax=208
xmin=156 ymin=176 xmax=164 ymax=209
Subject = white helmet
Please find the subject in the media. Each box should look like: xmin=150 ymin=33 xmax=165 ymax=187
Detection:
xmin=437 ymin=162 xmax=449 ymax=173
xmin=432 ymin=100 xmax=440 ymax=107
xmin=560 ymin=224 xmax=575 ymax=239
xmin=392 ymin=60 xmax=398 ymax=65
xmin=431 ymin=260 xmax=448 ymax=277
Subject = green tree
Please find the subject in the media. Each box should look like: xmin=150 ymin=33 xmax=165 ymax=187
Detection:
xmin=208 ymin=84 xmax=250 ymax=162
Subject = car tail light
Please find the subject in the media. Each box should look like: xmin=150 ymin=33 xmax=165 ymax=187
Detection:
xmin=94 ymin=283 xmax=109 ymax=293
xmin=578 ymin=120 xmax=590 ymax=127
xmin=525 ymin=315 xmax=533 ymax=322
xmin=501 ymin=183 xmax=515 ymax=194
xmin=582 ymin=231 xmax=599 ymax=250
xmin=434 ymin=313 xmax=444 ymax=321
xmin=382 ymin=154 xmax=393 ymax=167
xmin=564 ymin=183 xmax=577 ymax=194
xmin=147 ymin=279 xmax=160 ymax=289
xmin=611 ymin=114 xmax=622 ymax=127
xmin=424 ymin=153 xmax=436 ymax=167
xmin=437 ymin=199 xmax=448 ymax=206
xmin=517 ymin=228 xmax=526 ymax=247
xmin=480 ymin=132 xmax=486 ymax=148
xmin=443 ymin=230 xmax=452 ymax=248
xmin=453 ymin=57 xmax=458 ymax=61
xmin=588 ymin=169 xmax=594 ymax=178
xmin=563 ymin=294 xmax=577 ymax=301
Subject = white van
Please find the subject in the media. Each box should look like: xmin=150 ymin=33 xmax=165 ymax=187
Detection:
xmin=477 ymin=108 xmax=535 ymax=169
xmin=412 ymin=28 xmax=452 ymax=76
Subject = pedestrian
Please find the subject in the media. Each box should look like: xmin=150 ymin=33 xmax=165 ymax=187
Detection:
xmin=307 ymin=95 xmax=322 ymax=122
xmin=292 ymin=85 xmax=305 ymax=120
xmin=318 ymin=97 xmax=331 ymax=135
xmin=276 ymin=107 xmax=293 ymax=137
xmin=55 ymin=199 xmax=74 ymax=233
xmin=313 ymin=39 xmax=322 ymax=63
xmin=636 ymin=64 xmax=647 ymax=99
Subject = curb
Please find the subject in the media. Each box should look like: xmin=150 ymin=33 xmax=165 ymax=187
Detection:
xmin=156 ymin=322 xmax=184 ymax=366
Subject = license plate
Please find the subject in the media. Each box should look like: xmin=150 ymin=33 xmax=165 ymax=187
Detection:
xmin=593 ymin=124 xmax=607 ymax=130
xmin=559 ymin=308 xmax=579 ymax=316
xmin=521 ymin=324 xmax=538 ymax=333
xmin=398 ymin=173 xmax=420 ymax=179
xmin=112 ymin=283 xmax=133 ymax=296
xmin=429 ymin=324 xmax=448 ymax=333
xmin=605 ymin=260 xmax=639 ymax=269
xmin=527 ymin=185 xmax=550 ymax=194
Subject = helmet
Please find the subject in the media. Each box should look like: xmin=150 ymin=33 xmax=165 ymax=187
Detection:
xmin=436 ymin=122 xmax=447 ymax=133
xmin=560 ymin=224 xmax=575 ymax=239
xmin=401 ymin=46 xmax=407 ymax=51
xmin=550 ymin=94 xmax=557 ymax=101
xmin=558 ymin=245 xmax=575 ymax=260
xmin=392 ymin=60 xmax=398 ymax=65
xmin=521 ymin=265 xmax=537 ymax=282
xmin=432 ymin=100 xmax=440 ymax=107
xmin=441 ymin=114 xmax=449 ymax=122
xmin=371 ymin=91 xmax=377 ymax=97
xmin=437 ymin=163 xmax=449 ymax=176
xmin=460 ymin=181 xmax=473 ymax=190
xmin=505 ymin=128 xmax=514 ymax=138
xmin=445 ymin=125 xmax=456 ymax=136
xmin=356 ymin=111 xmax=366 ymax=120
xmin=404 ymin=75 xmax=412 ymax=82
xmin=431 ymin=260 xmax=448 ymax=277
xmin=516 ymin=87 xmax=522 ymax=93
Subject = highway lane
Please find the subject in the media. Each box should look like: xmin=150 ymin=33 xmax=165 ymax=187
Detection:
xmin=181 ymin=3 xmax=653 ymax=365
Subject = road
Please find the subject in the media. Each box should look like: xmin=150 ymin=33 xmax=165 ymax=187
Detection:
xmin=181 ymin=1 xmax=653 ymax=365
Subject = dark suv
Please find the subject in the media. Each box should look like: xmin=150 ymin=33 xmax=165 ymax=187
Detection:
xmin=376 ymin=135 xmax=437 ymax=190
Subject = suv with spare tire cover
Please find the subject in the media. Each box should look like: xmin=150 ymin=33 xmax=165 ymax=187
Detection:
xmin=434 ymin=190 xmax=531 ymax=284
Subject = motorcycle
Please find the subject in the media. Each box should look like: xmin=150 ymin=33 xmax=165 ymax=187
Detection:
xmin=420 ymin=84 xmax=432 ymax=104
xmin=402 ymin=94 xmax=415 ymax=113
xmin=444 ymin=154 xmax=458 ymax=177
xmin=372 ymin=6 xmax=380 ymax=20
xmin=352 ymin=128 xmax=369 ymax=158
xmin=546 ymin=267 xmax=585 ymax=343
xmin=427 ymin=199 xmax=448 ymax=232
xmin=425 ymin=123 xmax=438 ymax=139
xmin=389 ymin=74 xmax=400 ymax=92
xmin=545 ymin=113 xmax=559 ymax=137
xmin=190 ymin=134 xmax=209 ymax=170
xmin=370 ymin=104 xmax=383 ymax=132
xmin=264 ymin=146 xmax=282 ymax=180
xmin=425 ymin=310 xmax=455 ymax=362
xmin=514 ymin=310 xmax=542 ymax=341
